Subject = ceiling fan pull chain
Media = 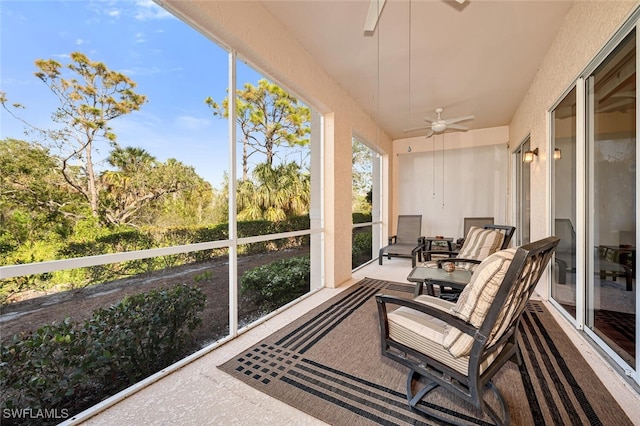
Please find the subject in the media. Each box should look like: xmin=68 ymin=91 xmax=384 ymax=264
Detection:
xmin=442 ymin=134 xmax=445 ymax=208
xmin=432 ymin=136 xmax=436 ymax=198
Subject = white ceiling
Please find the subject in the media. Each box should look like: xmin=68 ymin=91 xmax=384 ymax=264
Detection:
xmin=261 ymin=0 xmax=575 ymax=140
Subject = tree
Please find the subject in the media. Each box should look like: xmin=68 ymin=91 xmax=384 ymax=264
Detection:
xmin=0 ymin=139 xmax=80 ymax=244
xmin=0 ymin=138 xmax=76 ymax=218
xmin=236 ymin=162 xmax=310 ymax=221
xmin=205 ymin=79 xmax=311 ymax=181
xmin=352 ymin=139 xmax=373 ymax=214
xmin=2 ymin=52 xmax=147 ymax=224
xmin=100 ymin=147 xmax=209 ymax=226
xmin=0 ymin=138 xmax=83 ymax=271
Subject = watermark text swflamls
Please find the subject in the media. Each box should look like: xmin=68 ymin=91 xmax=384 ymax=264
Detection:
xmin=2 ymin=408 xmax=70 ymax=421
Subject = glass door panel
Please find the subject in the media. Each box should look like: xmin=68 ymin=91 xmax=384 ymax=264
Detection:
xmin=551 ymin=87 xmax=578 ymax=319
xmin=515 ymin=138 xmax=531 ymax=246
xmin=586 ymin=30 xmax=636 ymax=367
xmin=352 ymin=138 xmax=374 ymax=270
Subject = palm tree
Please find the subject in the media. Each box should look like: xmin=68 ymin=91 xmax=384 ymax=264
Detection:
xmin=237 ymin=162 xmax=310 ymax=221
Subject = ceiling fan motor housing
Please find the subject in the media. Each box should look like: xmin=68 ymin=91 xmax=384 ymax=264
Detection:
xmin=431 ymin=122 xmax=447 ymax=133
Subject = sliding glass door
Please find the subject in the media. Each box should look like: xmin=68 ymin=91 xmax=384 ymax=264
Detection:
xmin=585 ymin=29 xmax=636 ymax=367
xmin=550 ymin=19 xmax=639 ymax=383
xmin=551 ymin=87 xmax=578 ymax=320
xmin=514 ymin=137 xmax=531 ymax=246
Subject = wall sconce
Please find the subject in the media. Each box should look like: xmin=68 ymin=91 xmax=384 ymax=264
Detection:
xmin=554 ymin=148 xmax=562 ymax=159
xmin=523 ymin=147 xmax=538 ymax=163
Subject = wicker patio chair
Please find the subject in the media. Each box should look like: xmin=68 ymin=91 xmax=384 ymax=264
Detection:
xmin=376 ymin=236 xmax=559 ymax=425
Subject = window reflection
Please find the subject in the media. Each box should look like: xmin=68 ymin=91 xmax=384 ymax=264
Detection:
xmin=587 ymin=29 xmax=636 ymax=367
xmin=551 ymin=87 xmax=577 ymax=320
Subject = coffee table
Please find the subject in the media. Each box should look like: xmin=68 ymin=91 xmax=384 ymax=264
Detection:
xmin=407 ymin=265 xmax=472 ymax=297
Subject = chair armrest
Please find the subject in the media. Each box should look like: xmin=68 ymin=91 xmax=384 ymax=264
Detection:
xmin=421 ymin=250 xmax=459 ymax=262
xmin=375 ymin=294 xmax=477 ymax=337
xmin=413 ymin=236 xmax=427 ymax=252
xmin=423 ymin=250 xmax=458 ymax=257
xmin=411 ymin=241 xmax=426 ymax=267
xmin=436 ymin=258 xmax=482 ymax=268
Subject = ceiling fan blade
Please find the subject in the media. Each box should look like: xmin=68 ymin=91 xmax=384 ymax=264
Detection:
xmin=403 ymin=125 xmax=430 ymax=133
xmin=422 ymin=115 xmax=438 ymax=124
xmin=443 ymin=115 xmax=475 ymax=125
xmin=363 ymin=0 xmax=386 ymax=34
xmin=446 ymin=124 xmax=470 ymax=131
xmin=425 ymin=128 xmax=435 ymax=138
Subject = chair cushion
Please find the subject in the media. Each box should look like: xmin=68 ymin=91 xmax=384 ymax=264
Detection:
xmin=456 ymin=227 xmax=505 ymax=270
xmin=443 ymin=248 xmax=516 ymax=357
xmin=383 ymin=243 xmax=419 ymax=256
xmin=387 ymin=295 xmax=501 ymax=375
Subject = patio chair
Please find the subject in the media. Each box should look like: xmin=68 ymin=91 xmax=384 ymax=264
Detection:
xmin=457 ymin=217 xmax=494 ymax=248
xmin=379 ymin=215 xmax=424 ymax=267
xmin=555 ymin=218 xmax=632 ymax=290
xmin=554 ymin=218 xmax=576 ymax=284
xmin=417 ymin=225 xmax=515 ymax=301
xmin=420 ymin=225 xmax=516 ymax=271
xmin=376 ymin=236 xmax=560 ymax=425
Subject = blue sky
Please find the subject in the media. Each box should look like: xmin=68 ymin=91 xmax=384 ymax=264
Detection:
xmin=1 ymin=0 xmax=264 ymax=188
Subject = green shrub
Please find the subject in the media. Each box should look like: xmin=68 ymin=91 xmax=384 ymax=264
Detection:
xmin=352 ymin=229 xmax=372 ymax=268
xmin=240 ymin=256 xmax=310 ymax=312
xmin=352 ymin=212 xmax=372 ymax=224
xmin=1 ymin=284 xmax=206 ymax=425
xmin=2 ymin=216 xmax=311 ymax=301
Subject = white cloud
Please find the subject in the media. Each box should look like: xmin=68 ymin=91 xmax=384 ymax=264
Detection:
xmin=107 ymin=9 xmax=121 ymax=18
xmin=118 ymin=66 xmax=183 ymax=77
xmin=75 ymin=38 xmax=88 ymax=45
xmin=134 ymin=0 xmax=173 ymax=21
xmin=175 ymin=115 xmax=212 ymax=131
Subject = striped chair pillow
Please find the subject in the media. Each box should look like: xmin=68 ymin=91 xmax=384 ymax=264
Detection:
xmin=456 ymin=226 xmax=505 ymax=270
xmin=442 ymin=248 xmax=516 ymax=358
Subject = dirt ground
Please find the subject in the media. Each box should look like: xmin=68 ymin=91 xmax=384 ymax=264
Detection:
xmin=0 ymin=246 xmax=310 ymax=346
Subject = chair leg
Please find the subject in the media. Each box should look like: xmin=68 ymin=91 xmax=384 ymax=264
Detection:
xmin=624 ymin=267 xmax=633 ymax=291
xmin=484 ymin=382 xmax=510 ymax=426
xmin=555 ymin=259 xmax=567 ymax=284
xmin=512 ymin=346 xmax=523 ymax=367
xmin=405 ymin=370 xmax=510 ymax=426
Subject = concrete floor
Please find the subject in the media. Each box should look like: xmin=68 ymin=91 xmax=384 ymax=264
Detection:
xmin=66 ymin=258 xmax=640 ymax=425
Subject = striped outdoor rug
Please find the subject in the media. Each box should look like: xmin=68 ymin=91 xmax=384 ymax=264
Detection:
xmin=219 ymin=277 xmax=631 ymax=425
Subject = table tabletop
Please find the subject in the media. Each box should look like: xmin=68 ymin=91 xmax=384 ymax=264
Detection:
xmin=407 ymin=265 xmax=472 ymax=296
xmin=423 ymin=237 xmax=456 ymax=254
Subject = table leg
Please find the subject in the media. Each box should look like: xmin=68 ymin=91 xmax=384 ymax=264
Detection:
xmin=414 ymin=281 xmax=435 ymax=297
xmin=427 ymin=283 xmax=435 ymax=296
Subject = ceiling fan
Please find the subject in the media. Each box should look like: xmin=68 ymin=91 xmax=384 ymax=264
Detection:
xmin=404 ymin=108 xmax=475 ymax=138
xmin=363 ymin=0 xmax=467 ymax=34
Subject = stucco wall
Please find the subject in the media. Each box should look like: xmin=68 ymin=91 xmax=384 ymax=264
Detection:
xmin=392 ymin=126 xmax=510 ymax=238
xmin=509 ymin=0 xmax=638 ymax=296
xmin=161 ymin=0 xmax=394 ymax=288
